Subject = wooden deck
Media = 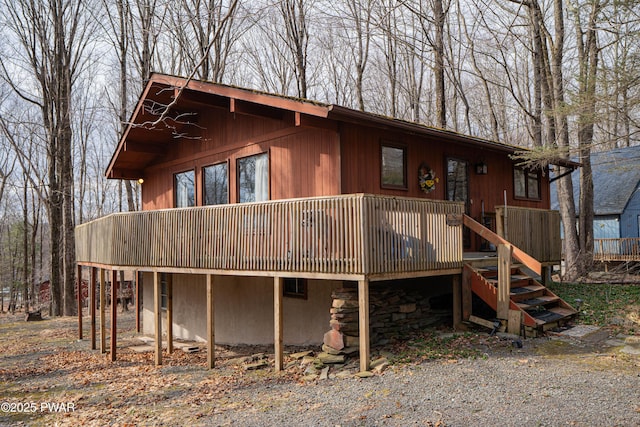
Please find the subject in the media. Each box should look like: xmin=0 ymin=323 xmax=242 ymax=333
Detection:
xmin=76 ymin=194 xmax=465 ymax=280
xmin=75 ymin=194 xmax=563 ymax=373
xmin=594 ymin=238 xmax=640 ymax=262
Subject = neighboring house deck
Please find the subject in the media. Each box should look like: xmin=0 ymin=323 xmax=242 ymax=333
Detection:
xmin=552 ymin=145 xmax=640 ymax=262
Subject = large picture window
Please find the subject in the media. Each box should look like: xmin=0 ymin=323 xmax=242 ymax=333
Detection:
xmin=238 ymin=152 xmax=269 ymax=203
xmin=203 ymin=162 xmax=229 ymax=205
xmin=381 ymin=143 xmax=407 ymax=189
xmin=174 ymin=170 xmax=195 ymax=207
xmin=514 ymin=167 xmax=540 ymax=200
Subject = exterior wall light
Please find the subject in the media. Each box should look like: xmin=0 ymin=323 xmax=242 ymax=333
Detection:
xmin=475 ymin=162 xmax=488 ymax=175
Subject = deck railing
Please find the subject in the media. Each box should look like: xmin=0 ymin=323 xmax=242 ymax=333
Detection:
xmin=495 ymin=206 xmax=561 ymax=264
xmin=76 ymin=194 xmax=465 ymax=276
xmin=594 ymin=238 xmax=640 ymax=262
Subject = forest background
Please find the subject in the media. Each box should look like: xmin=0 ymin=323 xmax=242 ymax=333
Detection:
xmin=0 ymin=0 xmax=638 ymax=316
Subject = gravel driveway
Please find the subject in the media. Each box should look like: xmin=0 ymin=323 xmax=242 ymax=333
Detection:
xmin=209 ymin=347 xmax=640 ymax=426
xmin=1 ymin=312 xmax=639 ymax=426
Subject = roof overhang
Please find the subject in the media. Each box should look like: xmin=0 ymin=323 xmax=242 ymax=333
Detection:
xmin=106 ymin=73 xmax=333 ymax=179
xmin=106 ymin=73 xmax=579 ymax=179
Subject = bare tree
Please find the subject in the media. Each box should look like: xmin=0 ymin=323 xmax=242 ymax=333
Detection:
xmin=1 ymin=0 xmax=95 ymax=315
xmin=168 ymin=0 xmax=242 ymax=82
xmin=278 ymin=0 xmax=312 ymax=98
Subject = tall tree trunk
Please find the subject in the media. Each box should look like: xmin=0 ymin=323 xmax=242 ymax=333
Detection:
xmin=575 ymin=0 xmax=601 ymax=273
xmin=550 ymin=0 xmax=581 ymax=281
xmin=22 ymin=171 xmax=29 ymax=311
xmin=433 ymin=0 xmax=446 ymax=128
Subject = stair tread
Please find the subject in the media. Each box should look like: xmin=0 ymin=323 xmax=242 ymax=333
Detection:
xmin=531 ymin=306 xmax=578 ymax=325
xmin=510 ymin=284 xmax=545 ymax=295
xmin=486 ymin=275 xmax=531 ymax=286
xmin=516 ymin=295 xmax=560 ymax=309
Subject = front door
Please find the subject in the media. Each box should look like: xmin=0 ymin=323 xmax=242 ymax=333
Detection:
xmin=446 ymin=158 xmax=470 ymax=247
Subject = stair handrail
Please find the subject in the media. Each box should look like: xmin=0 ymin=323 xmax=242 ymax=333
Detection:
xmin=463 ymin=214 xmax=542 ymax=275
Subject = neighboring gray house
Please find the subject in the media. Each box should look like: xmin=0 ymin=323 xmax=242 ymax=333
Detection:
xmin=551 ymin=145 xmax=640 ymax=240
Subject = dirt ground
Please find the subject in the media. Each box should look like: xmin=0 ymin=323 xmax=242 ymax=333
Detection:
xmin=1 ymin=309 xmax=639 ymax=426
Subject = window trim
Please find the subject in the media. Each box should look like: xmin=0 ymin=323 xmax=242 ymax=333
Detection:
xmin=283 ymin=278 xmax=308 ymax=299
xmin=513 ymin=166 xmax=542 ymax=201
xmin=237 ymin=151 xmax=270 ymax=203
xmin=202 ymin=160 xmax=230 ymax=206
xmin=174 ymin=169 xmax=196 ymax=208
xmin=380 ymin=141 xmax=408 ymax=190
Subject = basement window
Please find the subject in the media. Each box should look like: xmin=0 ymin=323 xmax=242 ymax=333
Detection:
xmin=160 ymin=273 xmax=168 ymax=310
xmin=514 ymin=167 xmax=541 ymax=200
xmin=283 ymin=278 xmax=307 ymax=299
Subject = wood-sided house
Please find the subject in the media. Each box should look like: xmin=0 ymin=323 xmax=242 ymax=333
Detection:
xmin=76 ymin=73 xmax=577 ymax=372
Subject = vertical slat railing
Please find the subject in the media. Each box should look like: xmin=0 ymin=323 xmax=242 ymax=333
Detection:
xmin=496 ymin=206 xmax=561 ymax=263
xmin=76 ymin=194 xmax=466 ymax=276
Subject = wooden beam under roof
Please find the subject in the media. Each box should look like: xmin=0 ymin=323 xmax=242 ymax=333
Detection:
xmin=230 ymin=98 xmax=284 ymax=120
xmin=108 ymin=168 xmax=144 ymax=180
xmin=124 ymin=141 xmax=167 ymax=155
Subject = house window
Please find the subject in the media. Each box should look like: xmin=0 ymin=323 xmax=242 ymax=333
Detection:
xmin=514 ymin=167 xmax=541 ymax=200
xmin=446 ymin=158 xmax=468 ymax=205
xmin=174 ymin=170 xmax=195 ymax=207
xmin=381 ymin=143 xmax=407 ymax=189
xmin=203 ymin=162 xmax=229 ymax=205
xmin=283 ymin=278 xmax=307 ymax=299
xmin=238 ymin=152 xmax=269 ymax=203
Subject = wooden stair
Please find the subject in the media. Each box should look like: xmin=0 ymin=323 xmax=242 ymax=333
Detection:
xmin=466 ymin=263 xmax=578 ymax=335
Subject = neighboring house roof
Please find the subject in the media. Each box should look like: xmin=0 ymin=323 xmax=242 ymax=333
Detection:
xmin=551 ymin=145 xmax=640 ymax=215
xmin=107 ymin=73 xmax=577 ymax=179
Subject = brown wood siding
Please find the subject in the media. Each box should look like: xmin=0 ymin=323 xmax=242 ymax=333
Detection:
xmin=142 ymin=108 xmax=340 ymax=210
xmin=339 ymin=122 xmax=551 ymax=219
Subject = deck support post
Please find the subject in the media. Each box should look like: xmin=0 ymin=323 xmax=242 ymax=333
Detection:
xmin=274 ymin=276 xmax=284 ymax=372
xmin=100 ymin=268 xmax=106 ymax=353
xmin=452 ymin=275 xmax=462 ymax=330
xmin=135 ymin=271 xmax=141 ymax=333
xmin=166 ymin=274 xmax=173 ymax=354
xmin=206 ymin=274 xmax=215 ymax=369
xmin=358 ymin=279 xmax=370 ymax=372
xmin=90 ymin=267 xmax=96 ymax=350
xmin=497 ymin=244 xmax=513 ymax=320
xmin=461 ymin=267 xmax=472 ymax=321
xmin=154 ymin=271 xmax=162 ymax=366
xmin=77 ymin=264 xmax=83 ymax=340
xmin=541 ymin=266 xmax=551 ymax=286
xmin=110 ymin=269 xmax=118 ymax=362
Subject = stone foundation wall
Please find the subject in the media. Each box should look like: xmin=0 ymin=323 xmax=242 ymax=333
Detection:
xmin=323 ymin=283 xmax=452 ymax=354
